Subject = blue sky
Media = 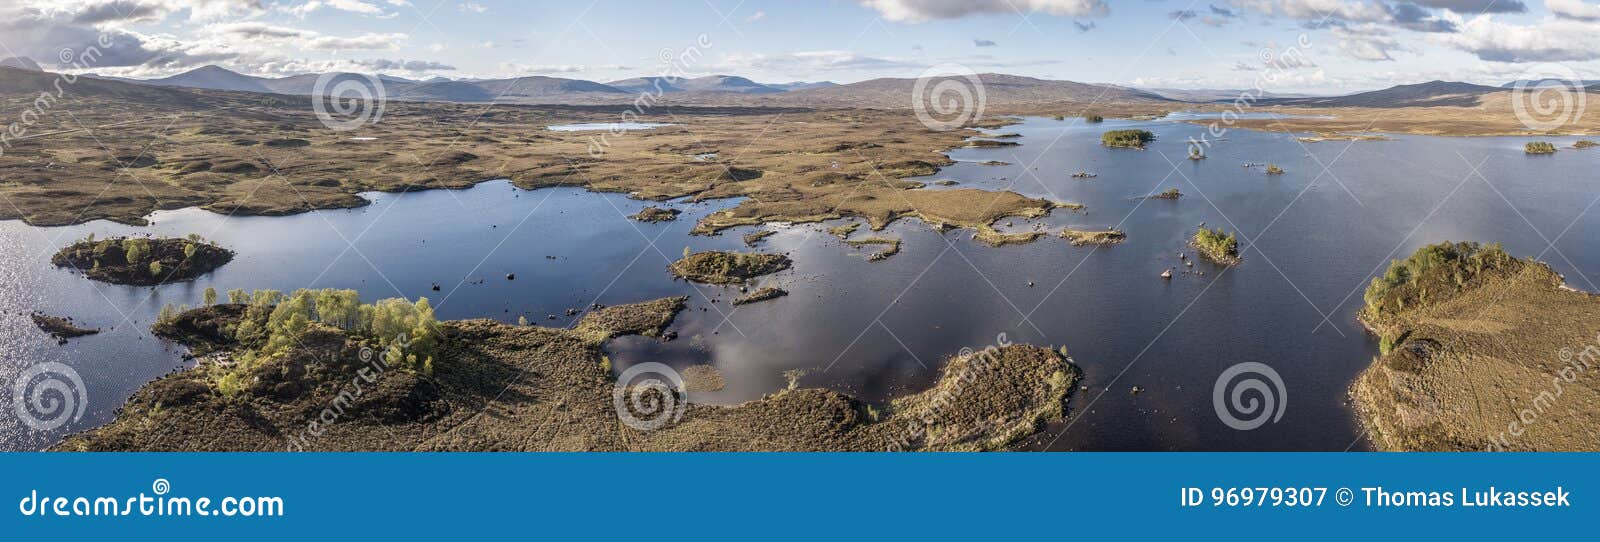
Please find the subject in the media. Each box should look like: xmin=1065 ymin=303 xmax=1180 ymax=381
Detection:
xmin=4 ymin=1 xmax=1599 ymax=93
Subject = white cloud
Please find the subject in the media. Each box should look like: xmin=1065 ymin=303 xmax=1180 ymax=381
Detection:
xmin=1332 ymin=24 xmax=1405 ymax=61
xmin=713 ymin=50 xmax=922 ymax=73
xmin=458 ymin=2 xmax=486 ymax=13
xmin=1435 ymin=13 xmax=1600 ymax=61
xmin=285 ymin=0 xmax=391 ymax=18
xmin=1547 ymin=0 xmax=1600 ymax=20
xmin=206 ymin=22 xmax=406 ymax=50
xmin=858 ymin=0 xmax=1107 ymax=23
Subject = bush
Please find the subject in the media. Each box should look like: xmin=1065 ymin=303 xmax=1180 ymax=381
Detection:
xmin=1101 ymin=129 xmax=1154 ymax=148
xmin=1525 ymin=141 xmax=1556 ymax=154
xmin=226 ymin=288 xmax=441 ymax=375
xmin=1084 ymin=114 xmax=1104 ymax=123
xmin=1362 ymin=241 xmax=1520 ymax=319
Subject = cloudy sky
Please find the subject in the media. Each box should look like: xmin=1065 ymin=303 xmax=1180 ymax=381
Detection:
xmin=2 ymin=0 xmax=1598 ymax=93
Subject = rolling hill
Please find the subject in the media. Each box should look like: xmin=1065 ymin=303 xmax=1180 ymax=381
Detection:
xmin=1267 ymin=80 xmax=1503 ymax=108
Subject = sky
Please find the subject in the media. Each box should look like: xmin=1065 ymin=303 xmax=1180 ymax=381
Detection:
xmin=2 ymin=0 xmax=1600 ymax=93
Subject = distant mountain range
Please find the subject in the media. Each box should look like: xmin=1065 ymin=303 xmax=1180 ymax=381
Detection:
xmin=6 ymin=56 xmax=1591 ymax=111
xmin=1143 ymin=88 xmax=1318 ymax=102
xmin=1262 ymin=80 xmax=1506 ymax=108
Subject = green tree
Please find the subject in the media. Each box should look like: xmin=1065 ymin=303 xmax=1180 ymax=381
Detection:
xmin=123 ymin=238 xmax=150 ymax=264
xmin=203 ymin=287 xmax=218 ymax=306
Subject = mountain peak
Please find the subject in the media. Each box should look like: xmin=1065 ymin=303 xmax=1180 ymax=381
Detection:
xmin=0 ymin=57 xmax=43 ymax=72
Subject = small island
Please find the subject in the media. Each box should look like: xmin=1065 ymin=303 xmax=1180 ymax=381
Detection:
xmin=1525 ymin=141 xmax=1557 ymax=154
xmin=51 ymin=235 xmax=234 ymax=286
xmin=844 ymin=237 xmax=901 ymax=261
xmin=732 ymin=287 xmax=788 ymax=305
xmin=1191 ymin=227 xmax=1241 ymax=265
xmin=1264 ymin=164 xmax=1286 ymax=175
xmin=1084 ymin=114 xmax=1104 ymax=123
xmin=1149 ymin=188 xmax=1182 ymax=200
xmin=669 ymin=250 xmax=792 ymax=284
xmin=1101 ymin=129 xmax=1154 ymax=149
xmin=1575 ymin=140 xmax=1598 ymax=149
xmin=629 ymin=206 xmax=681 ymax=222
xmin=32 ymin=313 xmax=99 ymax=343
xmin=1060 ymin=229 xmax=1126 ymax=247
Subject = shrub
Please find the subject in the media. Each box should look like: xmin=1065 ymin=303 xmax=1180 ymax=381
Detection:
xmin=1265 ymin=164 xmax=1285 ymax=175
xmin=1084 ymin=114 xmax=1104 ymax=123
xmin=1362 ymin=241 xmax=1520 ymax=319
xmin=1525 ymin=141 xmax=1556 ymax=154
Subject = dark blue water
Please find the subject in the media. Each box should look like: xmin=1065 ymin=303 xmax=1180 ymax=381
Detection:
xmin=4 ymin=115 xmax=1598 ymax=451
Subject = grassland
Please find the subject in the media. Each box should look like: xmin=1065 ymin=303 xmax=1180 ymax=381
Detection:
xmin=1352 ymin=242 xmax=1600 ymax=451
xmin=0 ymin=68 xmax=1076 ymax=246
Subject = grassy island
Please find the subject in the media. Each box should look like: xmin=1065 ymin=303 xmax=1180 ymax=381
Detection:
xmin=1575 ymin=140 xmax=1598 ymax=149
xmin=1351 ymin=242 xmax=1600 ymax=451
xmin=1101 ymin=129 xmax=1154 ymax=149
xmin=669 ymin=251 xmax=792 ymax=284
xmin=629 ymin=206 xmax=681 ymax=222
xmin=52 ymin=235 xmax=233 ymax=286
xmin=732 ymin=287 xmax=788 ymax=305
xmin=1191 ymin=227 xmax=1240 ymax=264
xmin=1149 ymin=188 xmax=1182 ymax=200
xmin=1265 ymin=164 xmax=1285 ymax=175
xmin=1060 ymin=229 xmax=1126 ymax=247
xmin=1525 ymin=141 xmax=1557 ymax=154
xmin=32 ymin=313 xmax=99 ymax=342
xmin=59 ymin=292 xmax=1083 ymax=452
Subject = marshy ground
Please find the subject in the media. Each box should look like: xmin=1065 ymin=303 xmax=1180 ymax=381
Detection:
xmin=60 ymin=297 xmax=1081 ymax=451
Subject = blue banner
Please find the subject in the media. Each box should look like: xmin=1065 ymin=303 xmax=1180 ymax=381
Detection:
xmin=0 ymin=453 xmax=1590 ymax=539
